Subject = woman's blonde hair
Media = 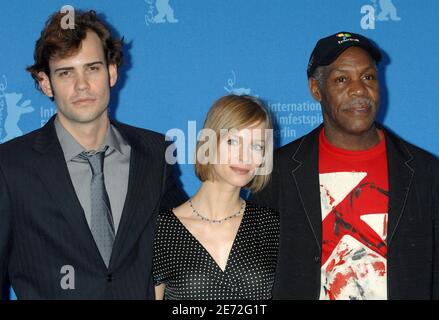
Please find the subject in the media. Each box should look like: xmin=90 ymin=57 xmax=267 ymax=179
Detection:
xmin=195 ymin=94 xmax=273 ymax=193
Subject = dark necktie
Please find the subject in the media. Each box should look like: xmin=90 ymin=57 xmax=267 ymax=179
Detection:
xmin=79 ymin=148 xmax=115 ymax=268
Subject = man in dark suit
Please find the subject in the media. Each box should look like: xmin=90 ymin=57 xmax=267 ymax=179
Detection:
xmin=252 ymin=31 xmax=439 ymax=299
xmin=0 ymin=10 xmax=186 ymax=299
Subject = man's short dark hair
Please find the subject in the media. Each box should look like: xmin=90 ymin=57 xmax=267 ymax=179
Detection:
xmin=27 ymin=10 xmax=123 ymax=91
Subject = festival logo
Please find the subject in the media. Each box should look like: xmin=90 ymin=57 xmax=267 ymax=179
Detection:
xmin=224 ymin=70 xmax=253 ymax=96
xmin=0 ymin=75 xmax=35 ymax=143
xmin=361 ymin=0 xmax=402 ymax=30
xmin=145 ymin=0 xmax=178 ymax=26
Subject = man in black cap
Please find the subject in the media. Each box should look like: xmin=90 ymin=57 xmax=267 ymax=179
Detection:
xmin=252 ymin=31 xmax=439 ymax=300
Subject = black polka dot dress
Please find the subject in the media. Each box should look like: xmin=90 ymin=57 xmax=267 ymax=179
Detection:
xmin=153 ymin=202 xmax=279 ymax=300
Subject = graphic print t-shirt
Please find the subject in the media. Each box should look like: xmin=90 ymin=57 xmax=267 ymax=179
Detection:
xmin=319 ymin=129 xmax=388 ymax=300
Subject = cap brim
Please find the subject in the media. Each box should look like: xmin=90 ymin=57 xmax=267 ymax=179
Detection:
xmin=321 ymin=42 xmax=382 ymax=67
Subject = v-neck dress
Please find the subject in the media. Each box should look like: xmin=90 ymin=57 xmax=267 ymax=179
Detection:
xmin=153 ymin=202 xmax=279 ymax=300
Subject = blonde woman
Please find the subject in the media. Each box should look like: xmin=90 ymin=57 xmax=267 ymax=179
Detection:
xmin=153 ymin=95 xmax=279 ymax=300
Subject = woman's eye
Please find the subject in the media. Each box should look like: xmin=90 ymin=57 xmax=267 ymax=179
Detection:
xmin=251 ymin=144 xmax=264 ymax=151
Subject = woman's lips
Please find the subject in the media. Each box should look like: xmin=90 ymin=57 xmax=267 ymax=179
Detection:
xmin=229 ymin=166 xmax=250 ymax=175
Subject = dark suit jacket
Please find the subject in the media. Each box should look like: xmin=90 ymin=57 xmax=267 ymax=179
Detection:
xmin=0 ymin=115 xmax=187 ymax=299
xmin=252 ymin=124 xmax=439 ymax=299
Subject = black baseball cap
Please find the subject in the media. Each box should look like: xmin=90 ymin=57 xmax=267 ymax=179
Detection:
xmin=307 ymin=31 xmax=382 ymax=78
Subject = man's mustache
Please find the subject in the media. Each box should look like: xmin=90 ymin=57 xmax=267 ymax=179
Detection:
xmin=341 ymin=97 xmax=376 ymax=110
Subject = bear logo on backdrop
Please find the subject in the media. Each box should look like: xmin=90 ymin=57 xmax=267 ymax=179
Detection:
xmin=145 ymin=0 xmax=178 ymax=26
xmin=0 ymin=75 xmax=35 ymax=143
xmin=374 ymin=0 xmax=401 ymax=22
xmin=361 ymin=0 xmax=402 ymax=30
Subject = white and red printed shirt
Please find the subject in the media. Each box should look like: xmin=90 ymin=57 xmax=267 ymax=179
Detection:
xmin=318 ymin=129 xmax=389 ymax=300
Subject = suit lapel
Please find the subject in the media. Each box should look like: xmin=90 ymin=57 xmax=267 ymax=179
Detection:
xmin=290 ymin=126 xmax=323 ymax=251
xmin=384 ymin=128 xmax=414 ymax=246
xmin=32 ymin=117 xmax=163 ymax=270
xmin=110 ymin=123 xmax=160 ymax=268
xmin=290 ymin=124 xmax=415 ymax=250
xmin=32 ymin=116 xmax=99 ymax=256
xmin=286 ymin=124 xmax=414 ymax=267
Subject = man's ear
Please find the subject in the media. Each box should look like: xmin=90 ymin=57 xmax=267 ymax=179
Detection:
xmin=308 ymin=77 xmax=322 ymax=102
xmin=37 ymin=72 xmax=54 ymax=98
xmin=108 ymin=64 xmax=118 ymax=87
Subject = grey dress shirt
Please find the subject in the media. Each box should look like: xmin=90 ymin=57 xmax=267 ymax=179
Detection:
xmin=54 ymin=116 xmax=131 ymax=233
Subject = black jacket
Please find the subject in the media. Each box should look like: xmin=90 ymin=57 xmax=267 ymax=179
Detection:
xmin=252 ymin=124 xmax=439 ymax=299
xmin=0 ymin=115 xmax=186 ymax=299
